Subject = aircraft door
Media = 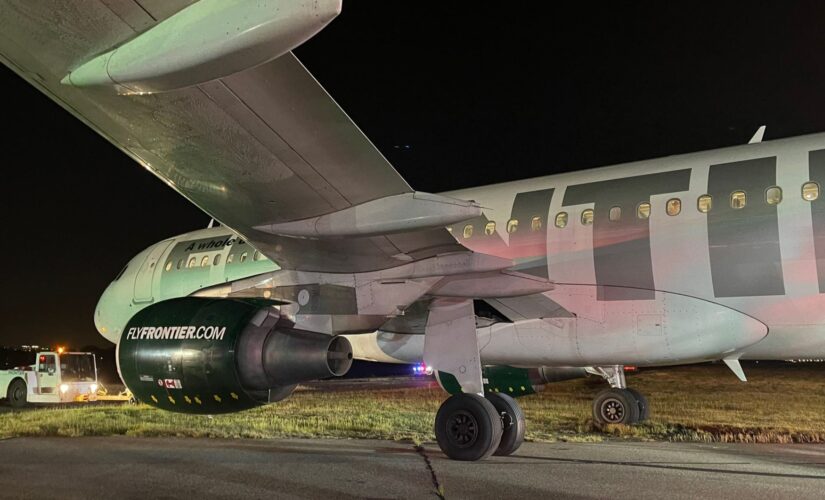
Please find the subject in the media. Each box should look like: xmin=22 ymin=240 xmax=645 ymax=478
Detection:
xmin=36 ymin=353 xmax=59 ymax=394
xmin=133 ymin=241 xmax=173 ymax=303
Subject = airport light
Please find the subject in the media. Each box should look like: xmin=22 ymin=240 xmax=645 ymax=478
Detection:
xmin=60 ymin=384 xmax=69 ymax=394
xmin=57 ymin=346 xmax=65 ymax=354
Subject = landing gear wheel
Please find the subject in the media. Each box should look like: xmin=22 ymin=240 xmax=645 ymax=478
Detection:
xmin=6 ymin=378 xmax=27 ymax=408
xmin=592 ymin=388 xmax=640 ymax=426
xmin=486 ymin=393 xmax=526 ymax=456
xmin=625 ymin=387 xmax=649 ymax=421
xmin=435 ymin=393 xmax=503 ymax=461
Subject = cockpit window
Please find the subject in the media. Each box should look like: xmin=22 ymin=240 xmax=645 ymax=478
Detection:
xmin=114 ymin=265 xmax=128 ymax=281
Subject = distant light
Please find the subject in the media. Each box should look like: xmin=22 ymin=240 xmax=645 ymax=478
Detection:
xmin=412 ymin=363 xmax=433 ymax=376
xmin=90 ymin=384 xmax=98 ymax=393
xmin=57 ymin=347 xmax=65 ymax=354
xmin=60 ymin=384 xmax=69 ymax=394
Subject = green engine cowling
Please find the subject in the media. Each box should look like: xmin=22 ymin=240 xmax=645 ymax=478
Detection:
xmin=118 ymin=297 xmax=353 ymax=414
xmin=435 ymin=365 xmax=587 ymax=398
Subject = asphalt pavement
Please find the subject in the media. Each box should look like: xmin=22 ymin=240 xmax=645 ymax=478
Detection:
xmin=1 ymin=436 xmax=824 ymax=499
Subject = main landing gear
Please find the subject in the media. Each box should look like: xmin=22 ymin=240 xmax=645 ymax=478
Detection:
xmin=589 ymin=365 xmax=650 ymax=426
xmin=434 ymin=392 xmax=526 ymax=461
xmin=424 ymin=298 xmax=527 ymax=460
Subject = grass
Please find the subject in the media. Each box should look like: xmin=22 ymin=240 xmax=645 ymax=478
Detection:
xmin=2 ymin=362 xmax=825 ymax=444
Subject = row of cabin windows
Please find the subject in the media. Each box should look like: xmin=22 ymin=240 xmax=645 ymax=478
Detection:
xmin=452 ymin=181 xmax=821 ymax=237
xmin=163 ymin=250 xmax=267 ymax=271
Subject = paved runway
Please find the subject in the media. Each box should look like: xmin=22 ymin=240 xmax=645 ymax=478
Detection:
xmin=1 ymin=437 xmax=825 ymax=499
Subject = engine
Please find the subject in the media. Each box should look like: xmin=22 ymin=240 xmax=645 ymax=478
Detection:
xmin=435 ymin=365 xmax=587 ymax=397
xmin=117 ymin=297 xmax=352 ymax=414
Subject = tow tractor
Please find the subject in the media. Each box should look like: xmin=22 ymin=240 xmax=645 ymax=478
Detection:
xmin=1 ymin=351 xmax=101 ymax=407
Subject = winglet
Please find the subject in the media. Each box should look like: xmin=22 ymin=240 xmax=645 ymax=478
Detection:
xmin=723 ymin=358 xmax=747 ymax=382
xmin=748 ymin=125 xmax=766 ymax=144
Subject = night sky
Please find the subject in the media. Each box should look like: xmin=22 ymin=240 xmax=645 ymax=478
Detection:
xmin=2 ymin=2 xmax=825 ymax=348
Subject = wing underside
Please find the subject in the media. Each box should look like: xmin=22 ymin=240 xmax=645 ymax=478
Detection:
xmin=0 ymin=0 xmax=466 ymax=272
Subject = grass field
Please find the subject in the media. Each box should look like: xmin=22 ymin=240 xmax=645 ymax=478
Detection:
xmin=2 ymin=362 xmax=825 ymax=444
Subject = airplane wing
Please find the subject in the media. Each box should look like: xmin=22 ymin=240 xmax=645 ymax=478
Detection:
xmin=0 ymin=0 xmax=468 ymax=272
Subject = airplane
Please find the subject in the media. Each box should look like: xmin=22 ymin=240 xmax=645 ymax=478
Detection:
xmin=2 ymin=1 xmax=824 ymax=461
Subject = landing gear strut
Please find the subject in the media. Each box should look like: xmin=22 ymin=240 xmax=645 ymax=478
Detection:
xmin=589 ymin=365 xmax=649 ymax=426
xmin=425 ymin=298 xmax=527 ymax=460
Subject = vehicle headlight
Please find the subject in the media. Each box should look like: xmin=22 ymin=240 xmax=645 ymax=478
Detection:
xmin=90 ymin=384 xmax=98 ymax=393
xmin=60 ymin=384 xmax=69 ymax=394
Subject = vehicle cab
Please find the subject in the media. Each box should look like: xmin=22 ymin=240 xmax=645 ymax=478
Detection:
xmin=22 ymin=351 xmax=99 ymax=404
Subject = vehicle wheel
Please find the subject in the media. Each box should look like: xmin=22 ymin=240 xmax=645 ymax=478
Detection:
xmin=435 ymin=393 xmax=503 ymax=461
xmin=486 ymin=392 xmax=526 ymax=456
xmin=592 ymin=388 xmax=640 ymax=426
xmin=625 ymin=387 xmax=650 ymax=421
xmin=6 ymin=378 xmax=27 ymax=408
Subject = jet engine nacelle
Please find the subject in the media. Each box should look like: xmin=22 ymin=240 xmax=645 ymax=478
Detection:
xmin=117 ymin=297 xmax=352 ymax=414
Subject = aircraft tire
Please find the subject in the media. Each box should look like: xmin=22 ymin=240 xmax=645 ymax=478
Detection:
xmin=486 ymin=392 xmax=526 ymax=456
xmin=592 ymin=388 xmax=640 ymax=426
xmin=625 ymin=387 xmax=650 ymax=421
xmin=435 ymin=393 xmax=503 ymax=461
xmin=6 ymin=378 xmax=27 ymax=408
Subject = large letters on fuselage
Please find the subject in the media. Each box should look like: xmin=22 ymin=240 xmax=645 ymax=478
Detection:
xmin=810 ymin=149 xmax=825 ymax=293
xmin=562 ymin=170 xmax=692 ymax=300
xmin=462 ymin=150 xmax=825 ymax=301
xmin=707 ymin=157 xmax=785 ymax=297
xmin=508 ymin=189 xmax=555 ymax=278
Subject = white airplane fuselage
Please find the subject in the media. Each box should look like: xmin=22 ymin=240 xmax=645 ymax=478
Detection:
xmin=96 ymin=132 xmax=825 ymax=366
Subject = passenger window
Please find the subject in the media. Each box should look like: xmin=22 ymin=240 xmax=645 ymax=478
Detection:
xmin=581 ymin=209 xmax=594 ymax=226
xmin=200 ymin=256 xmax=209 ymax=267
xmin=227 ymin=254 xmax=234 ymax=264
xmin=803 ymin=182 xmax=820 ymax=201
xmin=609 ymin=206 xmax=621 ymax=222
xmin=766 ymin=186 xmax=782 ymax=205
xmin=165 ymin=261 xmax=172 ymax=272
xmin=253 ymin=250 xmax=261 ymax=261
xmin=213 ymin=254 xmax=222 ymax=266
xmin=666 ymin=198 xmax=681 ymax=216
xmin=463 ymin=224 xmax=474 ymax=239
xmin=484 ymin=221 xmax=496 ymax=236
xmin=240 ymin=252 xmax=248 ymax=263
xmin=177 ymin=259 xmax=183 ymax=270
xmin=731 ymin=191 xmax=747 ymax=210
xmin=531 ymin=216 xmax=542 ymax=232
xmin=697 ymin=195 xmax=712 ymax=213
xmin=637 ymin=202 xmax=651 ymax=219
xmin=506 ymin=219 xmax=519 ymax=234
xmin=554 ymin=212 xmax=568 ymax=228
xmin=187 ymin=257 xmax=196 ymax=268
